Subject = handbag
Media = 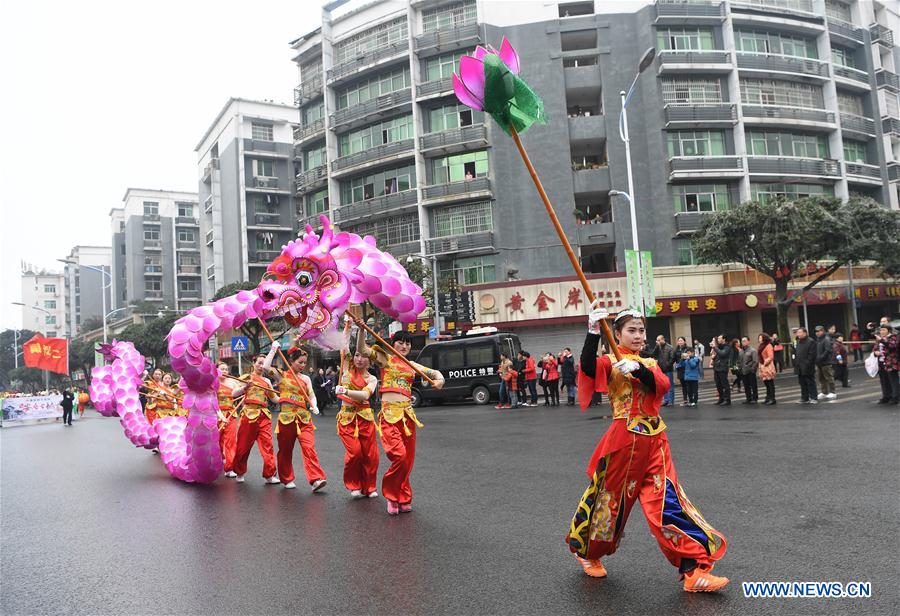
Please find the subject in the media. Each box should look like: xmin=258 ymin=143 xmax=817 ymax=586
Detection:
xmin=864 ymin=352 xmax=879 ymax=378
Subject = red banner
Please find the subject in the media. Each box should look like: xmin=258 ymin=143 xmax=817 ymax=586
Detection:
xmin=22 ymin=336 xmax=69 ymax=375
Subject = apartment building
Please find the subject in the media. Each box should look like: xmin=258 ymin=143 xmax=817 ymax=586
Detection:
xmin=62 ymin=245 xmax=112 ymax=337
xmin=19 ymin=268 xmax=66 ymax=337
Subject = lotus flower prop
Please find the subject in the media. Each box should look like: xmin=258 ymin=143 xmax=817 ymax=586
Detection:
xmin=452 ymin=37 xmax=545 ymax=136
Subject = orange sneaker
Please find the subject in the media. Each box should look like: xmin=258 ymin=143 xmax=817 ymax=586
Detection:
xmin=682 ymin=567 xmax=729 ymax=593
xmin=575 ymin=556 xmax=607 ymax=578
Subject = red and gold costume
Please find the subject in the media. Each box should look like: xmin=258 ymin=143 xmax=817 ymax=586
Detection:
xmin=566 ymin=335 xmax=727 ymax=573
xmin=154 ymin=384 xmax=186 ymax=419
xmin=232 ymin=373 xmax=277 ymax=478
xmin=217 ymin=380 xmax=239 ymax=473
xmin=336 ymin=365 xmax=379 ymax=495
xmin=142 ymin=380 xmax=160 ymax=424
xmin=368 ymin=347 xmax=437 ymax=505
xmin=274 ymin=370 xmax=326 ymax=486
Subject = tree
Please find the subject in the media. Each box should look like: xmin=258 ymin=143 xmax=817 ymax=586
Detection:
xmin=68 ymin=338 xmax=97 ymax=383
xmin=80 ymin=316 xmax=103 ymax=333
xmin=692 ymin=195 xmax=900 ymax=344
xmin=115 ymin=314 xmax=178 ymax=368
xmin=212 ymin=281 xmax=285 ymax=355
xmin=0 ymin=328 xmax=38 ymax=387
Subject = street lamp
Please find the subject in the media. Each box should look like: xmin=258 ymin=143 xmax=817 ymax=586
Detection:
xmin=11 ymin=301 xmax=53 ymax=390
xmin=406 ymin=253 xmax=441 ymax=333
xmin=58 ymin=259 xmax=112 ymax=343
xmin=615 ymin=46 xmax=655 ymax=313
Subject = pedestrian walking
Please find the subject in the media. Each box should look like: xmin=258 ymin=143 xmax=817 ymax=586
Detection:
xmin=60 ymin=387 xmax=74 ymax=426
xmin=560 ymin=348 xmax=577 ymax=405
xmin=833 ymin=333 xmax=850 ymax=388
xmin=793 ymin=328 xmax=818 ymax=404
xmin=873 ymin=324 xmax=899 ymax=404
xmin=814 ymin=325 xmax=836 ymax=400
xmin=711 ymin=335 xmax=733 ymax=405
xmin=738 ymin=336 xmax=759 ymax=404
xmin=757 ymin=334 xmax=776 ymax=405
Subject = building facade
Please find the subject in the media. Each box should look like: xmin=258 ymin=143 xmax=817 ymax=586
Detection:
xmin=195 ymin=98 xmax=298 ymax=300
xmin=62 ymin=246 xmax=112 ymax=338
xmin=19 ymin=268 xmax=66 ymax=337
xmin=111 ymin=188 xmax=201 ymax=313
xmin=288 ymin=0 xmax=898 ymax=349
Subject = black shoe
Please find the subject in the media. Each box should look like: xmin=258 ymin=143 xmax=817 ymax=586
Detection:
xmin=877 ymin=399 xmax=890 ymax=404
xmin=723 ymin=401 xmax=731 ymax=406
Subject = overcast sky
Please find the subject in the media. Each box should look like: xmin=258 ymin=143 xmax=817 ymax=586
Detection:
xmin=0 ymin=1 xmax=319 ymax=330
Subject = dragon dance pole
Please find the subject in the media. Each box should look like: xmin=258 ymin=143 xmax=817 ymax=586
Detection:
xmin=256 ymin=317 xmax=313 ymax=406
xmin=350 ymin=314 xmax=439 ymax=387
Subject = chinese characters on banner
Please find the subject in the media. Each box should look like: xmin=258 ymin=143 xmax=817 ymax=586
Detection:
xmin=22 ymin=336 xmax=69 ymax=375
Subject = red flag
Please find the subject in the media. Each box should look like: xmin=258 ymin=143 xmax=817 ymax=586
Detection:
xmin=22 ymin=335 xmax=69 ymax=375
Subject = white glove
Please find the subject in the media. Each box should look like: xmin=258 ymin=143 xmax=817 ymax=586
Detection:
xmin=587 ymin=300 xmax=609 ymax=333
xmin=613 ymin=359 xmax=640 ymax=375
xmin=334 ymin=385 xmax=347 ymax=396
xmin=311 ymin=406 xmax=320 ymax=416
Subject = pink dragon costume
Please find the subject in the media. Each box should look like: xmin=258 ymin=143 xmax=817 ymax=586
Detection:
xmin=90 ymin=217 xmax=426 ymax=483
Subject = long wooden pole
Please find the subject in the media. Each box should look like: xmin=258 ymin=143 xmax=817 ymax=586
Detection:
xmin=256 ymin=318 xmax=312 ymax=405
xmin=509 ymin=126 xmax=622 ymax=362
xmin=350 ymin=314 xmax=439 ymax=386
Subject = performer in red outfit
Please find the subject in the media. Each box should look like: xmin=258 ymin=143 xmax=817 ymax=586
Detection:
xmin=216 ymin=362 xmax=240 ymax=478
xmin=362 ymin=331 xmax=445 ymax=515
xmin=566 ymin=304 xmax=729 ymax=593
xmin=231 ymin=354 xmax=279 ymax=484
xmin=264 ymin=346 xmax=326 ymax=492
xmin=335 ymin=327 xmax=380 ymax=499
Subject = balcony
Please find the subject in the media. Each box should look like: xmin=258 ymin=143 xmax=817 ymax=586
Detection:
xmin=731 ymin=0 xmax=815 ymax=17
xmin=251 ymin=176 xmax=282 ymax=190
xmin=828 ymin=19 xmax=864 ymax=45
xmin=888 ymin=163 xmax=900 ymax=182
xmin=417 ymin=76 xmax=453 ymax=100
xmin=844 ymin=162 xmax=883 ymax=185
xmin=382 ymin=240 xmax=421 ymax=257
xmin=572 ymin=166 xmax=611 ymax=193
xmin=203 ymin=195 xmax=213 ymax=212
xmin=422 ymin=177 xmax=492 ymax=204
xmin=330 ymin=89 xmax=412 ymax=130
xmin=876 ymin=69 xmax=900 ymax=93
xmin=655 ymin=0 xmax=725 ymax=22
xmin=564 ymin=65 xmax=602 ymax=92
xmin=331 ymin=139 xmax=414 ymax=175
xmin=299 ymin=211 xmax=328 ymax=230
xmin=249 ymin=250 xmax=281 ymax=264
xmin=175 ymin=216 xmax=198 ymax=226
xmin=179 ymin=290 xmax=201 ymax=299
xmin=333 ymin=189 xmax=418 ymax=223
xmin=840 ymin=113 xmax=876 ymax=137
xmin=426 ymin=231 xmax=494 ymax=256
xmin=657 ymin=50 xmax=732 ymax=74
xmin=293 ymin=76 xmax=323 ymax=106
xmin=567 ymin=115 xmax=606 ymax=143
xmin=746 ymin=156 xmax=840 ymax=178
xmin=736 ymin=53 xmax=828 ymax=80
xmin=870 ymin=23 xmax=894 ymax=48
xmin=294 ymin=165 xmax=328 ymax=195
xmin=177 ymin=265 xmax=202 ymax=276
xmin=674 ymin=211 xmax=716 ymax=236
xmin=668 ymin=156 xmax=744 ymax=180
xmin=176 ymin=240 xmax=199 ymax=251
xmin=144 ymin=291 xmax=164 ymax=300
xmin=664 ymin=103 xmax=737 ymax=127
xmin=293 ymin=118 xmax=325 ymax=146
xmin=143 ymin=213 xmax=160 ymax=222
xmin=252 ymin=212 xmax=288 ymax=227
xmin=328 ymin=41 xmax=409 ymax=84
xmin=414 ymin=23 xmax=479 ymax=55
xmin=419 ymin=124 xmax=488 ymax=156
xmin=741 ymin=105 xmax=835 ymax=128
xmin=576 ymin=221 xmax=615 ymax=247
xmin=833 ymin=65 xmax=870 ymax=90
xmin=883 ymin=117 xmax=900 ymax=138
xmin=244 ymin=139 xmax=287 ymax=156
xmin=201 ymin=158 xmax=219 ymax=183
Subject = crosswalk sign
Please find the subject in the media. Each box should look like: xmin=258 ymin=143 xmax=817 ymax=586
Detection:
xmin=231 ymin=336 xmax=249 ymax=353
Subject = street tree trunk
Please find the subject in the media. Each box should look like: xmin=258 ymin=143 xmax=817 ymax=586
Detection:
xmin=774 ymin=276 xmax=792 ymax=368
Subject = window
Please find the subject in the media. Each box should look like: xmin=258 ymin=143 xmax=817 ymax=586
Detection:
xmin=144 ymin=255 xmax=162 ymax=273
xmin=675 ymin=239 xmax=697 ymax=266
xmin=250 ymin=193 xmax=278 ymax=215
xmin=750 ymin=183 xmax=832 ymax=204
xmin=883 ymin=92 xmax=900 ymax=119
xmin=745 ymin=131 xmax=827 ymax=158
xmin=44 ymin=300 xmax=56 ymax=309
xmin=428 ymin=103 xmax=482 ymax=133
xmin=179 ymin=280 xmax=198 ymax=293
xmin=177 ymin=202 xmax=194 ymax=217
xmin=336 ymin=67 xmax=410 ymax=110
xmin=143 ymin=201 xmax=159 ymax=216
xmin=345 ymin=213 xmax=420 ymax=247
xmin=843 ymin=140 xmax=868 ymax=163
xmin=825 ymin=0 xmax=852 ymax=22
xmin=305 ymin=144 xmax=327 ymax=169
xmin=831 ymin=46 xmax=856 ymax=68
xmin=143 ymin=227 xmax=160 ymax=241
xmin=333 ymin=18 xmax=408 ymax=65
xmin=178 ymin=253 xmax=200 ymax=269
xmin=432 ymin=201 xmax=493 ymax=237
xmin=340 ymin=163 xmax=416 ymax=204
xmin=424 ymin=51 xmax=468 ymax=81
xmin=308 ymin=189 xmax=329 ymax=216
xmin=46 ymin=331 xmax=56 ymax=337
xmin=251 ymin=123 xmax=273 ymax=141
xmin=432 ymin=150 xmax=489 ymax=183
xmin=735 ymin=29 xmax=817 ymax=59
xmin=254 ymin=159 xmax=275 ymax=177
xmin=338 ymin=115 xmax=413 ymax=156
xmin=666 ymin=131 xmax=726 ymax=157
xmin=661 ymin=78 xmax=723 ymax=105
xmin=739 ymin=79 xmax=823 ymax=109
xmin=145 ymin=279 xmax=162 ymax=292
xmin=177 ymin=229 xmax=195 ymax=243
xmin=837 ymin=92 xmax=864 ymax=116
xmin=301 ymin=59 xmax=322 ymax=82
xmin=439 ymin=255 xmax=496 ymax=285
xmin=303 ymin=101 xmax=325 ymax=124
xmin=423 ymin=0 xmax=476 ymax=33
xmin=672 ymin=184 xmax=731 ymax=213
xmin=656 ymin=27 xmax=714 ymax=51
xmin=205 ymin=230 xmax=214 ymax=245
xmin=255 ymin=232 xmax=275 ymax=250
xmin=45 ymin=315 xmax=56 ymax=325
xmin=466 ymin=343 xmax=495 ymax=366
xmin=43 ymin=284 xmax=56 ymax=293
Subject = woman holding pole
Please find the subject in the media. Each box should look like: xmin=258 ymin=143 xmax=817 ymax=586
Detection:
xmin=231 ymin=353 xmax=279 ymax=484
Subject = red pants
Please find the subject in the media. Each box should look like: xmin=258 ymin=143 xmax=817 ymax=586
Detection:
xmin=145 ymin=408 xmax=157 ymax=425
xmin=219 ymin=416 xmax=238 ymax=472
xmin=232 ymin=415 xmax=276 ymax=478
xmin=338 ymin=419 xmax=379 ymax=494
xmin=380 ymin=419 xmax=416 ymax=504
xmin=568 ymin=426 xmax=727 ymax=570
xmin=276 ymin=420 xmax=326 ymax=485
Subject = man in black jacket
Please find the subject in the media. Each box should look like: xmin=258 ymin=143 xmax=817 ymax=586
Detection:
xmin=60 ymin=388 xmax=75 ymax=426
xmin=814 ymin=325 xmax=836 ymax=400
xmin=652 ymin=335 xmax=676 ymax=406
xmin=711 ymin=335 xmax=733 ymax=405
xmin=793 ymin=327 xmax=819 ymax=404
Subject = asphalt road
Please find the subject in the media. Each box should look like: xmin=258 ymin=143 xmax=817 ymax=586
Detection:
xmin=2 ymin=366 xmax=898 ymax=616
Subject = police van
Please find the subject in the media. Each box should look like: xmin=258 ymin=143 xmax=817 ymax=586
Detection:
xmin=410 ymin=327 xmax=521 ymax=407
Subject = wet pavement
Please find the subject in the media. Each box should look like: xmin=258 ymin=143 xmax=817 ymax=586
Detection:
xmin=2 ymin=367 xmax=898 ymax=615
